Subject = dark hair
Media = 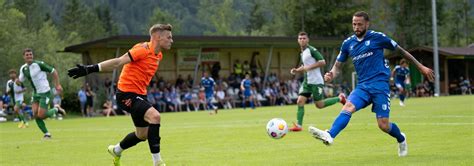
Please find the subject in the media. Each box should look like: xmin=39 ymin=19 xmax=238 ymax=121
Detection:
xmin=353 ymin=11 xmax=370 ymax=21
xmin=23 ymin=48 xmax=33 ymax=54
xmin=298 ymin=31 xmax=308 ymax=36
xmin=8 ymin=69 xmax=17 ymax=75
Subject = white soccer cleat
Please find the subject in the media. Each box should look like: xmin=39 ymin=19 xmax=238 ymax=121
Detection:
xmin=155 ymin=160 xmax=166 ymax=166
xmin=399 ymin=101 xmax=405 ymax=107
xmin=398 ymin=133 xmax=408 ymax=157
xmin=308 ymin=126 xmax=333 ymax=146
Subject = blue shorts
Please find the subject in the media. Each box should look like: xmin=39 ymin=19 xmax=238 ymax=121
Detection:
xmin=348 ymin=87 xmax=391 ymax=118
xmin=243 ymin=90 xmax=251 ymax=98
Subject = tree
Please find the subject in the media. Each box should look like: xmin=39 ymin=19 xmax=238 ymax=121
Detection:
xmin=148 ymin=7 xmax=182 ymax=35
xmin=197 ymin=0 xmax=244 ymax=35
xmin=61 ymin=0 xmax=105 ymax=41
xmin=11 ymin=0 xmax=46 ymax=32
xmin=292 ymin=0 xmax=367 ymax=37
xmin=96 ymin=5 xmax=119 ymax=36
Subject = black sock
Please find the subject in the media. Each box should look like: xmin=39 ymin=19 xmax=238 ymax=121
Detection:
xmin=119 ymin=132 xmax=144 ymax=150
xmin=148 ymin=123 xmax=161 ymax=153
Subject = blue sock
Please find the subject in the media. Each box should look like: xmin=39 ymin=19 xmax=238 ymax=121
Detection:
xmin=328 ymin=110 xmax=352 ymax=138
xmin=400 ymin=94 xmax=405 ymax=102
xmin=250 ymin=101 xmax=254 ymax=109
xmin=387 ymin=123 xmax=405 ymax=143
xmin=241 ymin=101 xmax=246 ymax=109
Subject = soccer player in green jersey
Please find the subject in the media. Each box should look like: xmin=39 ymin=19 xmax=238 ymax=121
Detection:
xmin=289 ymin=32 xmax=346 ymax=132
xmin=18 ymin=48 xmax=66 ymax=139
xmin=6 ymin=69 xmax=28 ymax=128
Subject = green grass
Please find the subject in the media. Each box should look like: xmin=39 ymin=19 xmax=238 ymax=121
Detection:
xmin=1 ymin=96 xmax=473 ymax=166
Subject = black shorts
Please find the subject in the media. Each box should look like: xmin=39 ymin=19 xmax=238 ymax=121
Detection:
xmin=116 ymin=91 xmax=153 ymax=127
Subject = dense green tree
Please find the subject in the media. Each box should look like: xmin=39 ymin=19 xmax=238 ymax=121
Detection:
xmin=197 ymin=0 xmax=244 ymax=35
xmin=148 ymin=7 xmax=182 ymax=35
xmin=61 ymin=0 xmax=105 ymax=41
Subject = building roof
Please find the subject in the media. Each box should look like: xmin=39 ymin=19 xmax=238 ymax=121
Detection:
xmin=63 ymin=35 xmax=343 ymax=53
xmin=408 ymin=46 xmax=474 ymax=56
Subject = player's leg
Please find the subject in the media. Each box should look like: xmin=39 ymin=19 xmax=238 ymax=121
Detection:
xmin=14 ymin=102 xmax=24 ymax=128
xmin=313 ymin=84 xmax=345 ymax=109
xmin=31 ymin=94 xmax=51 ymax=138
xmin=309 ymin=88 xmax=369 ymax=145
xmin=248 ymin=95 xmax=255 ymax=109
xmin=372 ymin=93 xmax=407 ymax=156
xmin=143 ymin=106 xmax=165 ymax=165
xmin=396 ymin=83 xmax=406 ymax=106
xmin=289 ymin=95 xmax=307 ymax=132
xmin=108 ymin=92 xmax=148 ymax=166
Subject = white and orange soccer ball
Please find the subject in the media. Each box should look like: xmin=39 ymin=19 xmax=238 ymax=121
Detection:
xmin=266 ymin=118 xmax=288 ymax=139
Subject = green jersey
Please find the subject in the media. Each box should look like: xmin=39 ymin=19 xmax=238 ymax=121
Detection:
xmin=300 ymin=45 xmax=325 ymax=85
xmin=19 ymin=60 xmax=55 ymax=94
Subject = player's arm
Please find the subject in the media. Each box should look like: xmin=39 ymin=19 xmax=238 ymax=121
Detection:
xmin=390 ymin=68 xmax=396 ymax=81
xmin=324 ymin=61 xmax=343 ymax=82
xmin=68 ymin=53 xmax=131 ymax=79
xmin=240 ymin=81 xmax=245 ymax=91
xmin=396 ymin=46 xmax=434 ymax=81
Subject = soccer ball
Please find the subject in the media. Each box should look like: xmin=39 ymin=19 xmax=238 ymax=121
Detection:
xmin=266 ymin=118 xmax=288 ymax=139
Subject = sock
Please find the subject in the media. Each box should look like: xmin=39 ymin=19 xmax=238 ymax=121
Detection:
xmin=296 ymin=106 xmax=304 ymax=126
xmin=148 ymin=124 xmax=161 ymax=154
xmin=46 ymin=108 xmax=58 ymax=118
xmin=241 ymin=101 xmax=246 ymax=109
xmin=119 ymin=132 xmax=144 ymax=154
xmin=328 ymin=110 xmax=352 ymax=138
xmin=323 ymin=97 xmax=340 ymax=108
xmin=35 ymin=118 xmax=48 ymax=134
xmin=387 ymin=123 xmax=405 ymax=143
xmin=250 ymin=101 xmax=254 ymax=109
xmin=400 ymin=94 xmax=405 ymax=102
xmin=152 ymin=153 xmax=162 ymax=164
xmin=114 ymin=143 xmax=124 ymax=155
xmin=18 ymin=113 xmax=25 ymax=123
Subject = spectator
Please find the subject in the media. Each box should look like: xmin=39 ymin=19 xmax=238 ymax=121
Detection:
xmin=211 ymin=62 xmax=221 ymax=80
xmin=186 ymin=74 xmax=194 ymax=88
xmin=104 ymin=77 xmax=112 ymax=97
xmin=85 ymin=84 xmax=95 ymax=117
xmin=77 ymin=86 xmax=87 ymax=117
xmin=233 ymin=59 xmax=243 ymax=77
xmin=460 ymin=77 xmax=472 ymax=95
xmin=175 ymin=74 xmax=185 ymax=88
xmin=251 ymin=86 xmax=262 ymax=107
xmin=182 ymin=88 xmax=194 ymax=112
xmin=153 ymin=88 xmax=166 ymax=112
xmin=216 ymin=86 xmax=229 ymax=109
xmin=198 ymin=88 xmax=207 ymax=110
xmin=243 ymin=60 xmax=250 ymax=75
xmin=102 ymin=99 xmax=117 ymax=117
xmin=280 ymin=86 xmax=292 ymax=105
xmin=169 ymin=87 xmax=182 ymax=112
xmin=264 ymin=84 xmax=276 ymax=106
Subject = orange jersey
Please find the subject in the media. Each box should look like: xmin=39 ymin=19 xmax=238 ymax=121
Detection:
xmin=118 ymin=42 xmax=162 ymax=95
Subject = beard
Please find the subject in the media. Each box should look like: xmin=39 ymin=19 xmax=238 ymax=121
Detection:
xmin=355 ymin=29 xmax=367 ymax=38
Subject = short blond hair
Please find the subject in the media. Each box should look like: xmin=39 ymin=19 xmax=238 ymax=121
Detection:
xmin=149 ymin=24 xmax=173 ymax=36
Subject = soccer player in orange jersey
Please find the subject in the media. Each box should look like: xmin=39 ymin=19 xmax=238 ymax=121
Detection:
xmin=68 ymin=24 xmax=173 ymax=166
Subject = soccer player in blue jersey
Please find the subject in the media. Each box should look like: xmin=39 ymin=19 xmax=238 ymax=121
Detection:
xmin=240 ymin=74 xmax=255 ymax=110
xmin=201 ymin=72 xmax=218 ymax=114
xmin=392 ymin=59 xmax=410 ymax=106
xmin=308 ymin=11 xmax=434 ymax=157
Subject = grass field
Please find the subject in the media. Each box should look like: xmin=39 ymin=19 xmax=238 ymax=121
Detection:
xmin=0 ymin=95 xmax=473 ymax=166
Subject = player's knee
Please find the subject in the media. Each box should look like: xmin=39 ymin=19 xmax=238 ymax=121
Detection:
xmin=342 ymin=102 xmax=356 ymax=113
xmin=145 ymin=109 xmax=161 ymax=124
xmin=315 ymin=102 xmax=325 ymax=109
xmin=377 ymin=121 xmax=390 ymax=132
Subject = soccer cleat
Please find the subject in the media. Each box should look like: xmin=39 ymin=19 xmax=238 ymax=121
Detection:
xmin=43 ymin=134 xmax=52 ymax=140
xmin=214 ymin=107 xmax=218 ymax=114
xmin=308 ymin=126 xmax=333 ymax=146
xmin=399 ymin=101 xmax=405 ymax=107
xmin=108 ymin=145 xmax=121 ymax=166
xmin=155 ymin=160 xmax=166 ymax=166
xmin=398 ymin=133 xmax=408 ymax=157
xmin=17 ymin=121 xmax=24 ymax=128
xmin=339 ymin=93 xmax=346 ymax=105
xmin=289 ymin=122 xmax=302 ymax=132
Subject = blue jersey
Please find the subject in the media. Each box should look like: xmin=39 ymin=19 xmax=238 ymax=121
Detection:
xmin=241 ymin=79 xmax=252 ymax=96
xmin=337 ymin=30 xmax=398 ymax=91
xmin=394 ymin=65 xmax=410 ymax=83
xmin=201 ymin=77 xmax=215 ymax=96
